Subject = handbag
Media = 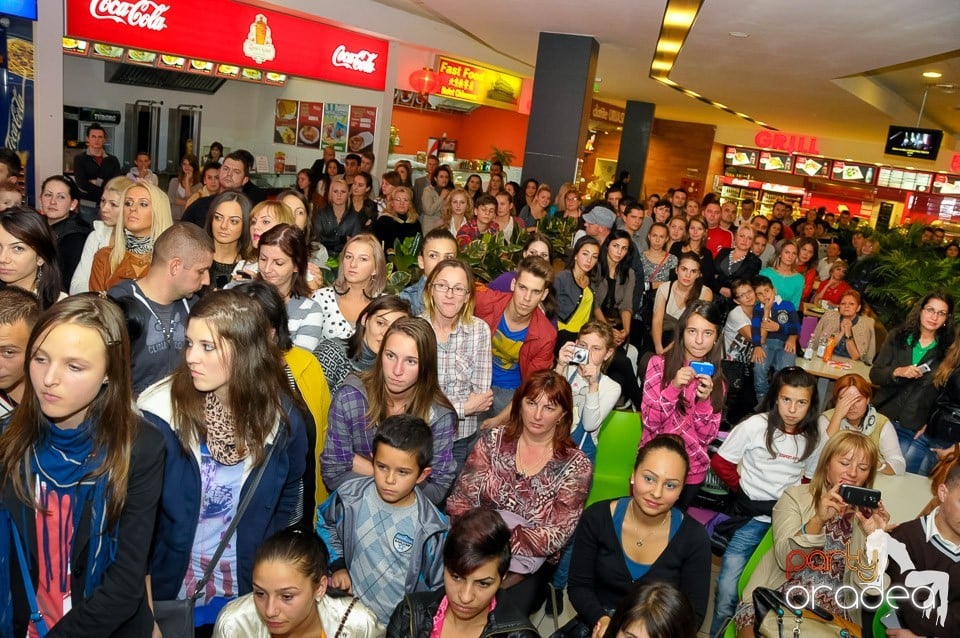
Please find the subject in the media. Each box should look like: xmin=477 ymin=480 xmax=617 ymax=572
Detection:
xmin=153 ymin=428 xmax=284 ymax=637
xmin=548 ymin=617 xmax=591 ymax=638
xmin=753 ymin=586 xmax=861 ymax=638
xmin=7 ymin=514 xmax=49 ymax=637
xmin=927 ymin=402 xmax=960 ymax=442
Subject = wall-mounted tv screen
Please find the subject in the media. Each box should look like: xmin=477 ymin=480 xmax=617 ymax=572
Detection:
xmin=884 ymin=125 xmax=943 ymax=160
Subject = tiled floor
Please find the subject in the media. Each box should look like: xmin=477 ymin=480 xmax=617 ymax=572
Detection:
xmin=528 ymin=556 xmax=722 ymax=637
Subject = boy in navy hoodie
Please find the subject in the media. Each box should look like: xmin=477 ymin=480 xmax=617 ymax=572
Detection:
xmin=750 ymin=275 xmax=800 ymax=403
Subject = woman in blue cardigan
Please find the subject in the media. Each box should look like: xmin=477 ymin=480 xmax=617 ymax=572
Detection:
xmin=138 ymin=289 xmax=307 ymax=634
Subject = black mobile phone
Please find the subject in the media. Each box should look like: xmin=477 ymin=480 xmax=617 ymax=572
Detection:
xmin=839 ymin=485 xmax=881 ymax=509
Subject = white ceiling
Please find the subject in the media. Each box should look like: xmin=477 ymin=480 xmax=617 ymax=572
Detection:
xmin=280 ymin=0 xmax=960 ymax=149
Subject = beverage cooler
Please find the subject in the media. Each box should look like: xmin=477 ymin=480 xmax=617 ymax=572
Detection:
xmin=124 ymin=100 xmax=162 ymax=171
xmin=167 ymin=105 xmax=202 ymax=171
xmin=715 ymin=175 xmax=804 ymax=217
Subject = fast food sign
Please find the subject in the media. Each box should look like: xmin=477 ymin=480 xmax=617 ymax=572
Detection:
xmin=434 ymin=56 xmax=523 ymax=111
xmin=66 ymin=0 xmax=389 ymax=90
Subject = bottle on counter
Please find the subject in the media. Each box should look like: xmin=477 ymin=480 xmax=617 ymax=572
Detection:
xmin=803 ymin=343 xmax=814 ymax=360
xmin=815 ymin=337 xmax=827 ymax=359
xmin=822 ymin=335 xmax=836 ymax=362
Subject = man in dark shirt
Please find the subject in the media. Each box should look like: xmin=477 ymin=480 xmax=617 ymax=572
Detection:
xmin=73 ymin=123 xmax=121 ymax=224
xmin=182 ymin=150 xmax=252 ymax=227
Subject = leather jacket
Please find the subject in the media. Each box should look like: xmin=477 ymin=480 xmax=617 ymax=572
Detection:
xmin=386 ymin=589 xmax=540 ymax=638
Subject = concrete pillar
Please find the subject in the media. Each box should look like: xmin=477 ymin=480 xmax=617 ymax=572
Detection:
xmin=521 ymin=33 xmax=598 ymax=189
xmin=616 ymin=101 xmax=656 ymax=199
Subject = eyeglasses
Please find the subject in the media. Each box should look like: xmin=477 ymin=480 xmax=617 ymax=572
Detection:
xmin=433 ymin=282 xmax=468 ymax=296
xmin=922 ymin=306 xmax=949 ymax=318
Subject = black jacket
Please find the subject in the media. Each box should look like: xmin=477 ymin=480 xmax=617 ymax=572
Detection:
xmin=3 ymin=419 xmax=165 ymax=637
xmin=73 ymin=152 xmax=121 ymax=204
xmin=314 ymin=206 xmax=362 ymax=256
xmin=871 ymin=326 xmax=952 ymax=430
xmin=386 ymin=589 xmax=540 ymax=638
xmin=49 ymin=214 xmax=92 ymax=291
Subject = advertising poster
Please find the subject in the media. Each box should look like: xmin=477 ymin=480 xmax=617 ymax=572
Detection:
xmin=321 ymin=103 xmax=349 ymax=152
xmin=274 ymin=98 xmax=297 ymax=145
xmin=296 ymin=101 xmax=323 ymax=149
xmin=347 ymin=106 xmax=377 ymax=153
xmin=0 ymin=19 xmax=36 ymax=205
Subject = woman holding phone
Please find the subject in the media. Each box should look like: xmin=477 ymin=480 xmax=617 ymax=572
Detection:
xmin=641 ymin=301 xmax=726 ymax=509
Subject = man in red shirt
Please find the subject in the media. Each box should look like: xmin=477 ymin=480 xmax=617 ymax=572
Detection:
xmin=703 ymin=201 xmax=733 ymax=255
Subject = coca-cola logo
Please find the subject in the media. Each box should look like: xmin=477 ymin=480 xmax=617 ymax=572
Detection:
xmin=89 ymin=0 xmax=170 ymax=31
xmin=331 ymin=45 xmax=377 ymax=74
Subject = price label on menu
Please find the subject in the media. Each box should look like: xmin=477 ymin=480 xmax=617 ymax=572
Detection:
xmin=831 ymin=162 xmax=875 ymax=184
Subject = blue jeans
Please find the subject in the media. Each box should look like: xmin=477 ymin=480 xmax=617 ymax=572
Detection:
xmin=753 ymin=339 xmax=792 ymax=404
xmin=552 ymin=535 xmax=574 ymax=590
xmin=710 ymin=518 xmax=771 ymax=636
xmin=894 ymin=422 xmax=952 ymax=475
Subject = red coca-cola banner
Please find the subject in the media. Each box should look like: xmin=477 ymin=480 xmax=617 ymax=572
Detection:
xmin=65 ymin=0 xmax=389 ymax=90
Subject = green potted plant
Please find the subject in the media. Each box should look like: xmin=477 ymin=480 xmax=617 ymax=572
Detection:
xmin=490 ymin=146 xmax=515 ymax=168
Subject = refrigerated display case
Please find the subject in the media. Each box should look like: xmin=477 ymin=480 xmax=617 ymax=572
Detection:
xmin=717 ymin=176 xmax=759 ymax=211
xmin=758 ymin=182 xmax=804 ymax=217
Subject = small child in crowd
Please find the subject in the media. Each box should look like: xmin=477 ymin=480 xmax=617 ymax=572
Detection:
xmin=316 ymin=414 xmax=447 ymax=625
xmin=750 ymin=275 xmax=800 ymax=404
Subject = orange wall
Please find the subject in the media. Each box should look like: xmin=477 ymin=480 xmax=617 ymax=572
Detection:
xmin=391 ymin=105 xmax=528 ymax=161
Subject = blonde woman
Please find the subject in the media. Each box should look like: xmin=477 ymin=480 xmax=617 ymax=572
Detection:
xmin=312 ymin=233 xmax=386 ymax=340
xmin=371 ymin=186 xmax=420 ymax=250
xmin=442 ymin=187 xmax=473 ymax=236
xmin=89 ymin=181 xmax=173 ymax=292
xmin=233 ymin=199 xmax=296 ymax=279
xmin=70 ymin=175 xmax=132 ymax=294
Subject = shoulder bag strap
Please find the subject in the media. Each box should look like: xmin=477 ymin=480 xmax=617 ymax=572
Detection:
xmin=190 ymin=426 xmax=287 ymax=600
xmin=333 ymin=596 xmax=359 ymax=638
xmin=9 ymin=514 xmax=49 ymax=636
xmin=648 ymin=251 xmax=669 ymax=282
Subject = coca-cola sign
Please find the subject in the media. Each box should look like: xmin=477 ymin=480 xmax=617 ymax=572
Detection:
xmin=331 ymin=46 xmax=377 ymax=74
xmin=89 ymin=0 xmax=170 ymax=31
xmin=66 ymin=0 xmax=388 ymax=89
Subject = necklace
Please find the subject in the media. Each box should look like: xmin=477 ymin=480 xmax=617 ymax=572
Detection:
xmin=629 ymin=503 xmax=669 ymax=548
xmin=515 ymin=439 xmax=552 ymax=478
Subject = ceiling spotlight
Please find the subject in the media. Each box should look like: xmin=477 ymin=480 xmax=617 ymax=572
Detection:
xmin=728 ymin=32 xmax=750 ymax=38
xmin=923 ymin=71 xmax=942 ymax=78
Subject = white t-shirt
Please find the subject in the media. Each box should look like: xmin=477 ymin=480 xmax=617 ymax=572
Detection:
xmin=718 ymin=412 xmax=822 ymax=521
xmin=723 ymin=305 xmax=751 ymax=354
xmin=655 ymin=281 xmax=711 ymax=320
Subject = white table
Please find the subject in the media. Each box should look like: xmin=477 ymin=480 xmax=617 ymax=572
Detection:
xmin=795 ymin=355 xmax=873 ymax=411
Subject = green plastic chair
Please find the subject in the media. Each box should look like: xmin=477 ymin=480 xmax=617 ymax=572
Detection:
xmin=872 ymin=599 xmax=892 ymax=638
xmin=722 ymin=527 xmax=776 ymax=638
xmin=585 ymin=410 xmax=642 ymax=507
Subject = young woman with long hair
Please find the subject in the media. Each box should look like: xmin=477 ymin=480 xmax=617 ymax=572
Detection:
xmin=0 ymin=206 xmax=63 ymax=308
xmin=168 ymin=153 xmax=201 ymax=220
xmin=794 ymin=236 xmax=819 ymax=302
xmin=311 ymin=233 xmax=387 ymax=341
xmin=420 ymin=165 xmax=453 ymax=234
xmin=205 ymin=191 xmax=253 ymax=290
xmin=642 ymin=301 xmax=726 ymax=508
xmin=71 ymin=175 xmax=133 ymax=294
xmin=708 ymin=367 xmax=822 ymax=635
xmin=519 ymin=183 xmax=552 ymax=228
xmin=464 ymin=173 xmax=483 ymax=202
xmin=89 ymin=180 xmax=173 ymax=291
xmin=313 ymin=294 xmax=411 ymax=393
xmin=758 ymin=239 xmax=804 ymax=309
xmin=676 ymin=216 xmax=717 ymax=294
xmin=599 ymin=582 xmax=698 ymax=638
xmin=570 ymin=437 xmax=710 ymax=635
xmin=320 ymin=317 xmax=457 ymax=505
xmin=442 ymin=187 xmax=473 ymax=236
xmin=555 ymin=236 xmax=601 ymax=350
xmin=213 ymin=529 xmax=380 ymax=637
xmin=666 ymin=216 xmax=687 ymax=254
xmin=651 ymin=252 xmax=713 ymax=355
xmin=251 ymin=223 xmax=325 ymax=351
xmin=348 ymin=171 xmax=378 ymax=230
xmin=423 ymin=259 xmax=493 ymax=467
xmin=0 ymin=295 xmax=165 ymax=635
xmin=376 ymin=170 xmax=402 ymax=214
xmin=39 ymin=175 xmax=89 ymax=287
xmin=138 ymin=290 xmax=308 ymax=633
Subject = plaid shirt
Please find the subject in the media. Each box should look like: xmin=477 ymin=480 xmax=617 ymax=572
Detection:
xmin=428 ymin=315 xmax=492 ymax=440
xmin=320 ymin=377 xmax=456 ymax=505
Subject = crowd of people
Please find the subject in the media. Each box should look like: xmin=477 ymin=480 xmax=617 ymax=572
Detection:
xmin=0 ymin=134 xmax=957 ymax=638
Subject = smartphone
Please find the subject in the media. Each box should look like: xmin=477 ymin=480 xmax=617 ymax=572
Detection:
xmin=880 ymin=610 xmax=902 ymax=629
xmin=839 ymin=485 xmax=881 ymax=509
xmin=918 ymin=362 xmax=931 ymax=374
xmin=570 ymin=347 xmax=589 ymax=365
xmin=690 ymin=361 xmax=715 ymax=376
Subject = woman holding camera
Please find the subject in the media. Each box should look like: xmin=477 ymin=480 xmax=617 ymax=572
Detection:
xmin=731 ymin=431 xmax=888 ymax=636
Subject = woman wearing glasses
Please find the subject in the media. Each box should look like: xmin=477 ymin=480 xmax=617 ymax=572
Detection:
xmin=870 ymin=291 xmax=955 ymax=474
xmin=423 ymin=259 xmax=492 ymax=470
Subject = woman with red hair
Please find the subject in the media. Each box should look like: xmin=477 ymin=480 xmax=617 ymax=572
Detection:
xmin=819 ymin=372 xmax=905 ymax=474
xmin=446 ymin=370 xmax=592 ymax=616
